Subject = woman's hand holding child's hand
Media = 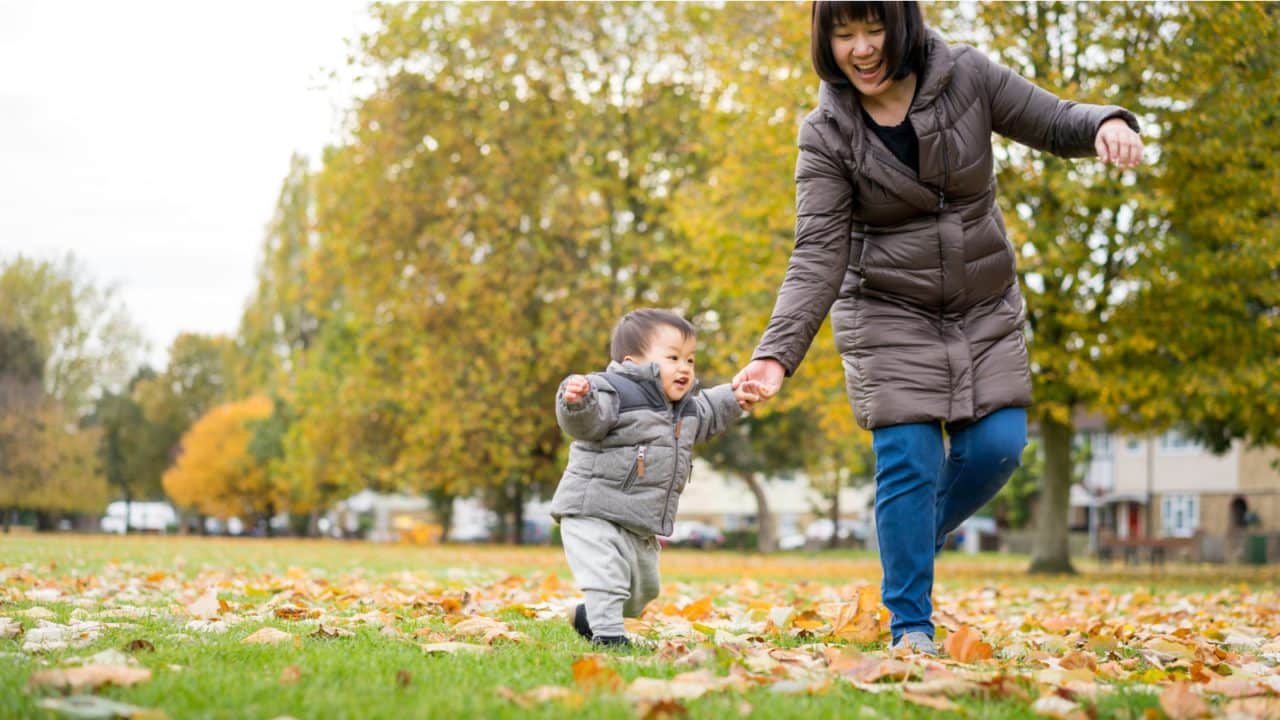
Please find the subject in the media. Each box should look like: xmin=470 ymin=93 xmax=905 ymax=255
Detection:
xmin=562 ymin=375 xmax=591 ymax=405
xmin=734 ymin=379 xmax=767 ymax=411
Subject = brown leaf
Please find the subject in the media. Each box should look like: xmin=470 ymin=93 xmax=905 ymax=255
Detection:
xmin=310 ymin=624 xmax=354 ymax=639
xmin=28 ymin=664 xmax=153 ymax=691
xmin=1059 ymin=650 xmax=1098 ymax=671
xmin=274 ymin=605 xmax=312 ymax=621
xmin=637 ymin=698 xmax=689 ymax=719
xmin=680 ymin=597 xmax=714 ymax=621
xmin=242 ymin=627 xmax=294 ymax=645
xmin=420 ymin=642 xmax=489 ymax=655
xmin=396 ymin=669 xmax=411 ymax=688
xmin=1031 ymin=695 xmax=1088 ymax=720
xmin=943 ymin=625 xmax=993 ymax=663
xmin=125 ymin=638 xmax=156 ymax=653
xmin=572 ymin=655 xmax=624 ymax=693
xmin=279 ymin=665 xmax=302 ymax=685
xmin=187 ymin=589 xmax=220 ymax=620
xmin=1159 ymin=682 xmax=1211 ymax=720
xmin=842 ymin=657 xmax=918 ymax=684
xmin=902 ymin=691 xmax=959 ymax=711
xmin=1222 ymin=697 xmax=1280 ymax=720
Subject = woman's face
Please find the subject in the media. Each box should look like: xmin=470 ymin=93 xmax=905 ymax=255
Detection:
xmin=831 ymin=17 xmax=895 ymax=98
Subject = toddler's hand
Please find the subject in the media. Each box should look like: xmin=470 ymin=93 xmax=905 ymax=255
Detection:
xmin=734 ymin=379 xmax=765 ymax=411
xmin=562 ymin=375 xmax=591 ymax=405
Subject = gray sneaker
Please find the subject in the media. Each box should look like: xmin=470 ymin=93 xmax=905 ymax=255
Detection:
xmin=891 ymin=631 xmax=938 ymax=657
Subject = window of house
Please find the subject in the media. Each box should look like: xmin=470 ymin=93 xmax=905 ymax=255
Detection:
xmin=1159 ymin=430 xmax=1203 ymax=453
xmin=1160 ymin=494 xmax=1199 ymax=538
xmin=1125 ymin=437 xmax=1142 ymax=453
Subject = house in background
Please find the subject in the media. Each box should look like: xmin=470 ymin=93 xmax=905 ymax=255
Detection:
xmin=1071 ymin=422 xmax=1280 ymax=562
xmin=675 ymin=458 xmax=875 ymax=545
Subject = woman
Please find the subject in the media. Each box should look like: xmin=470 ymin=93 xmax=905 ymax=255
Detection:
xmin=733 ymin=1 xmax=1141 ymax=655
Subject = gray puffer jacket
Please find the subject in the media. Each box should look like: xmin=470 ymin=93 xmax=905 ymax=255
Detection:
xmin=752 ymin=29 xmax=1139 ymax=430
xmin=549 ymin=361 xmax=743 ymax=537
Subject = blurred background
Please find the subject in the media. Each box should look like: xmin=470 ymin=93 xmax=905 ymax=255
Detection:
xmin=2 ymin=2 xmax=1277 ymax=571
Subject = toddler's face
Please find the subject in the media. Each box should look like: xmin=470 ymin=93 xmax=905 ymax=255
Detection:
xmin=627 ymin=324 xmax=697 ymax=402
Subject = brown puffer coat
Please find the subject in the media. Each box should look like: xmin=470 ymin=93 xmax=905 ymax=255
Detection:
xmin=752 ymin=30 xmax=1138 ymax=430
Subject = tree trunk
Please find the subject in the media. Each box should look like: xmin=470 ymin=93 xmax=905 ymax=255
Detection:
xmin=1029 ymin=412 xmax=1076 ymax=574
xmin=511 ymin=482 xmax=525 ymax=546
xmin=3 ymin=508 xmax=11 ymax=533
xmin=35 ymin=511 xmax=55 ymax=532
xmin=123 ymin=492 xmax=132 ymax=534
xmin=828 ymin=470 xmax=841 ymax=550
xmin=739 ymin=471 xmax=776 ymax=553
xmin=307 ymin=510 xmax=321 ymax=538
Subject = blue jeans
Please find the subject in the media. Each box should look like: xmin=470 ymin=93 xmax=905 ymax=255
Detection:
xmin=872 ymin=407 xmax=1027 ymax=642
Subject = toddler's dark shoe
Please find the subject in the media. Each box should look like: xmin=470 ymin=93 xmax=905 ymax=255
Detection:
xmin=569 ymin=603 xmax=592 ymax=641
xmin=590 ymin=635 xmax=633 ymax=649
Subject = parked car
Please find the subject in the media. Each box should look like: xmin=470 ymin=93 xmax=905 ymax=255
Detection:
xmin=447 ymin=522 xmax=493 ymax=543
xmin=100 ymin=502 xmax=177 ymax=534
xmin=804 ymin=518 xmax=869 ymax=546
xmin=660 ymin=521 xmax=725 ymax=549
xmin=777 ymin=532 xmax=807 ymax=551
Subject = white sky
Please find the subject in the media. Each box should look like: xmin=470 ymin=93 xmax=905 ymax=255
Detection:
xmin=0 ymin=1 xmax=374 ymax=369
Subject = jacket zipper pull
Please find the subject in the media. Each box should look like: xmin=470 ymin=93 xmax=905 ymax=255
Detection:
xmin=637 ymin=447 xmax=646 ymax=478
xmin=937 ymin=189 xmax=945 ymax=211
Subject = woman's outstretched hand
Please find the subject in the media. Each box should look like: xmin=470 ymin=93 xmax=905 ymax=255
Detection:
xmin=732 ymin=358 xmax=786 ymax=404
xmin=1095 ymin=118 xmax=1143 ymax=168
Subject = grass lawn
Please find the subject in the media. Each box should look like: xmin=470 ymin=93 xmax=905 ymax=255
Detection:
xmin=2 ymin=534 xmax=1277 ymax=719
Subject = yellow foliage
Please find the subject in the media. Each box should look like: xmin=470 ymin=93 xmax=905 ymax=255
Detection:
xmin=163 ymin=395 xmax=278 ymax=519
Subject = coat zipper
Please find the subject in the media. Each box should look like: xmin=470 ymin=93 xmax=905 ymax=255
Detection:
xmin=623 ymin=446 xmax=646 ymax=491
xmin=659 ymin=397 xmax=689 ymax=532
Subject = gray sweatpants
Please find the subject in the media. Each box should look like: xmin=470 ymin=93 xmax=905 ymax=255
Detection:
xmin=559 ymin=515 xmax=661 ymax=638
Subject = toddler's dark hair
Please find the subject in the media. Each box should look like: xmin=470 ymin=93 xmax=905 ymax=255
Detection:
xmin=610 ymin=308 xmax=696 ymax=363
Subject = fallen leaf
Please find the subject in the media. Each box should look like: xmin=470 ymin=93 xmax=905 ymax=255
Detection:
xmin=680 ymin=597 xmax=714 ymax=621
xmin=842 ymin=657 xmax=918 ymax=684
xmin=310 ymin=624 xmax=353 ymax=639
xmin=902 ymin=691 xmax=959 ymax=711
xmin=943 ymin=625 xmax=993 ymax=663
xmin=636 ymin=698 xmax=689 ymax=719
xmin=1031 ymin=695 xmax=1088 ymax=720
xmin=37 ymin=695 xmax=169 ymax=720
xmin=280 ymin=665 xmax=302 ymax=685
xmin=29 ymin=664 xmax=153 ymax=691
xmin=396 ymin=669 xmax=411 ymax=688
xmin=420 ymin=642 xmax=489 ymax=655
xmin=1159 ymin=682 xmax=1211 ymax=720
xmin=187 ymin=589 xmax=220 ymax=620
xmin=572 ymin=655 xmax=624 ymax=693
xmin=242 ymin=628 xmax=293 ymax=645
xmin=496 ymin=685 xmax=583 ymax=707
xmin=125 ymin=639 xmax=156 ymax=653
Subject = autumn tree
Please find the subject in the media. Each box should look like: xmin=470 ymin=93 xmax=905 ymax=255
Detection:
xmin=163 ymin=396 xmax=281 ymax=529
xmin=951 ymin=3 xmax=1280 ymax=572
xmin=0 ymin=254 xmax=143 ymax=413
xmin=278 ymin=2 xmax=732 ymax=538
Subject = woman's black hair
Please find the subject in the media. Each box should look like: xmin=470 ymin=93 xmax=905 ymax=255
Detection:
xmin=810 ymin=1 xmax=928 ymax=86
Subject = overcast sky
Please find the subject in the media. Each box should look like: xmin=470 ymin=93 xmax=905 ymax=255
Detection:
xmin=0 ymin=1 xmax=374 ymax=369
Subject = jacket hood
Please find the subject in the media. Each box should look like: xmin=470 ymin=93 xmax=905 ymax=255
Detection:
xmin=605 ymin=360 xmax=702 ymax=399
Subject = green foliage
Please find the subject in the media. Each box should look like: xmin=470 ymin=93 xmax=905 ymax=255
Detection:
xmin=0 ymin=254 xmax=143 ymax=413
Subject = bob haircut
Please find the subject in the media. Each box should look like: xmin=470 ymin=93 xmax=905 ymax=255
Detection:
xmin=610 ymin=308 xmax=696 ymax=363
xmin=810 ymin=1 xmax=928 ymax=86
